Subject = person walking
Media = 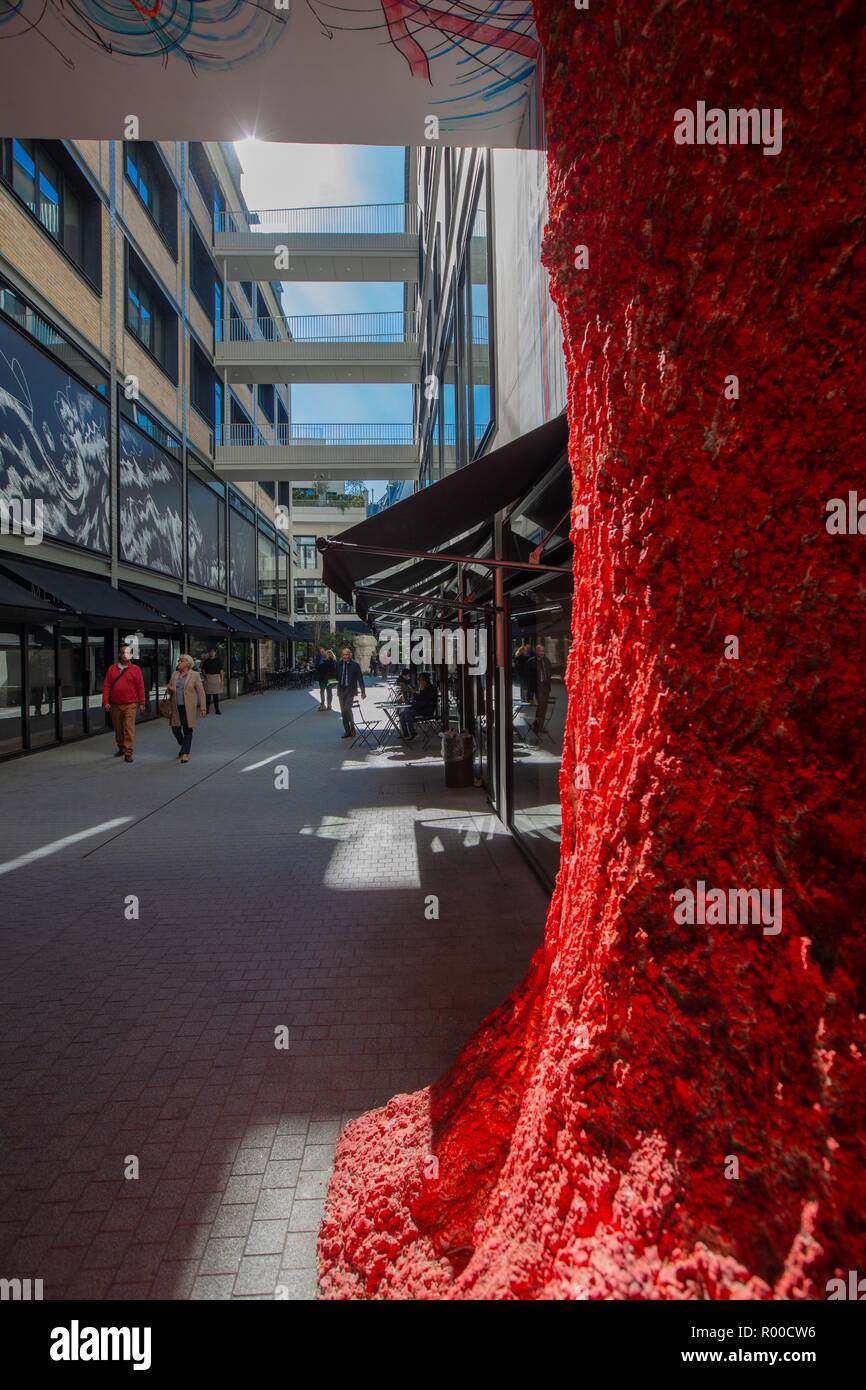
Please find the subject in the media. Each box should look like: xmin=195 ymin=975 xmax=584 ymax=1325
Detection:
xmin=335 ymin=645 xmax=366 ymax=738
xmin=313 ymin=646 xmax=337 ymax=712
xmin=200 ymin=645 xmax=225 ymax=714
xmin=166 ymin=653 xmax=206 ymax=763
xmin=514 ymin=642 xmax=531 ymax=702
xmin=398 ymin=672 xmax=437 ymax=741
xmin=527 ymin=643 xmax=552 ymax=735
xmin=102 ymin=641 xmax=146 ymax=763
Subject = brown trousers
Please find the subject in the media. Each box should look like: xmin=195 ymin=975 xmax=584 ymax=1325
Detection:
xmin=110 ymin=702 xmax=138 ymax=755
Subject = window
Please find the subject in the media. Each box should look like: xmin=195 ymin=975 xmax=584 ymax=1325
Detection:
xmin=0 ymin=277 xmax=107 ymax=395
xmin=229 ymin=391 xmax=252 ymax=444
xmin=214 ymin=379 xmax=223 ymax=445
xmin=463 ymin=167 xmax=493 ymax=456
xmin=1 ymin=139 xmax=101 ymax=287
xmin=275 ymin=395 xmax=289 ymax=443
xmin=126 ymin=244 xmax=178 ymax=382
xmin=125 ymin=142 xmax=178 ymax=258
xmin=229 ymin=298 xmax=251 ymax=342
xmin=294 ymin=579 xmax=329 ymax=615
xmin=257 ymin=384 xmax=275 ymax=425
xmin=190 ymin=338 xmax=218 ymax=428
xmin=294 ymin=535 xmax=317 ymax=570
xmin=240 ymin=282 xmax=255 ymax=312
xmin=189 ymin=142 xmax=217 ymax=224
xmin=214 ymin=281 xmax=222 ymax=344
xmin=190 ymin=222 xmax=218 ymax=325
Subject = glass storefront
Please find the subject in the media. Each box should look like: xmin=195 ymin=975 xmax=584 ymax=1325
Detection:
xmin=27 ymin=626 xmax=57 ymax=747
xmin=230 ymin=638 xmax=256 ymax=693
xmin=86 ymin=629 xmax=112 ymax=729
xmin=58 ymin=628 xmax=85 ymax=738
xmin=0 ymin=628 xmax=23 ymax=756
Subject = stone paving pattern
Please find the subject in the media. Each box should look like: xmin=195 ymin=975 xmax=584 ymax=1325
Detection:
xmin=0 ymin=682 xmax=548 ymax=1299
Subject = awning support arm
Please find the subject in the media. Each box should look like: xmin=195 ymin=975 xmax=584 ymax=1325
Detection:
xmin=357 ymin=585 xmax=496 ymax=614
xmin=319 ymin=537 xmax=571 ymax=575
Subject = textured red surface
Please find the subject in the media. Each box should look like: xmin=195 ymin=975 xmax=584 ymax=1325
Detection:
xmin=319 ymin=0 xmax=866 ymax=1298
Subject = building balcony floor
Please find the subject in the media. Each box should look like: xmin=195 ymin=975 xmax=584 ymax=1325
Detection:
xmin=0 ymin=681 xmax=547 ymax=1301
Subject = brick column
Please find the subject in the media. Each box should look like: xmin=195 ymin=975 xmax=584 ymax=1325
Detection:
xmin=319 ymin=0 xmax=866 ymax=1299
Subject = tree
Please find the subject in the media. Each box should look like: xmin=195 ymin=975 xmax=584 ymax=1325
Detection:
xmin=319 ymin=0 xmax=866 ymax=1299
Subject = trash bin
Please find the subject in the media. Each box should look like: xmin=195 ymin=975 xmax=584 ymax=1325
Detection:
xmin=442 ymin=730 xmax=473 ymax=788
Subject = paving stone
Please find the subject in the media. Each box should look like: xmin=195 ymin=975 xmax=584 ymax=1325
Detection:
xmin=0 ymin=686 xmax=547 ymax=1301
xmin=234 ymin=1254 xmax=281 ymax=1296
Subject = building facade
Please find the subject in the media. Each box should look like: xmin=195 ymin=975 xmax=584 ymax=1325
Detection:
xmin=0 ymin=138 xmax=372 ymax=759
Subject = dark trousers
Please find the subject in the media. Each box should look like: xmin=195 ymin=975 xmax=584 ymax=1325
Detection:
xmin=318 ymin=681 xmax=333 ymax=709
xmin=398 ymin=705 xmax=415 ymax=737
xmin=206 ymin=692 xmax=221 ymax=714
xmin=172 ymin=705 xmax=194 ymax=755
xmin=337 ymin=686 xmax=356 ymax=734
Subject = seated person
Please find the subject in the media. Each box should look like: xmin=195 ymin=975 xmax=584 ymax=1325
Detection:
xmin=399 ymin=673 xmax=437 ymax=740
xmin=394 ymin=667 xmax=414 ymax=701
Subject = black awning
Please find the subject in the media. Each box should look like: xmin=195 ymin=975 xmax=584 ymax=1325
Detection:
xmin=121 ymin=583 xmax=224 ymax=634
xmin=188 ymin=601 xmax=266 ymax=639
xmin=355 ymin=521 xmax=492 ymax=622
xmin=254 ymin=615 xmax=293 ymax=640
xmin=0 ymin=569 xmax=63 ymax=618
xmin=320 ymin=413 xmax=568 ymax=603
xmin=0 ymin=557 xmax=163 ymax=625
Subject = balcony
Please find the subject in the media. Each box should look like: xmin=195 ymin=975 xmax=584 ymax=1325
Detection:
xmin=214 ymin=422 xmax=419 ymax=484
xmin=214 ymin=202 xmax=420 ymax=283
xmin=215 ymin=310 xmax=421 ymax=386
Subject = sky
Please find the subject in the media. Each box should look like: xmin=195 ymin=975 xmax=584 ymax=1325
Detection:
xmin=235 ymin=142 xmax=412 ymax=501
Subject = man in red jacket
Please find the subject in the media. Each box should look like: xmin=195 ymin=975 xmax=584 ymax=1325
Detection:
xmin=102 ymin=642 xmax=146 ymax=762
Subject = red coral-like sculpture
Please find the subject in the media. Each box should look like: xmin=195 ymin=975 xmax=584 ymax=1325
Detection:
xmin=319 ymin=0 xmax=866 ymax=1298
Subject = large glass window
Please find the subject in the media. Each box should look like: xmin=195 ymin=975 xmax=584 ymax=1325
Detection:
xmin=0 ymin=629 xmax=23 ymax=757
xmin=190 ymin=221 xmax=218 ymax=326
xmin=125 ymin=142 xmax=178 ymax=257
xmin=126 ymin=244 xmax=178 ymax=381
xmin=294 ymin=535 xmax=317 ymax=569
xmin=293 ymin=579 xmax=329 ymax=615
xmin=507 ymin=474 xmax=573 ymax=884
xmin=133 ymin=636 xmax=158 ymax=717
xmin=58 ymin=629 xmax=85 ymax=738
xmin=27 ymin=627 xmax=57 ymax=748
xmin=1 ymin=139 xmax=101 ymax=287
xmin=439 ymin=317 xmax=457 ymax=477
xmin=463 ymin=172 xmax=493 ymax=456
xmin=258 ymin=527 xmax=277 ymax=609
xmin=190 ymin=338 xmax=218 ymax=428
xmin=86 ymin=630 xmax=112 ymax=729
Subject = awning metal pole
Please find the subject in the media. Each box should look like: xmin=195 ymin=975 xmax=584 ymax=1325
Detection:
xmin=357 ymin=585 xmax=496 ymax=614
xmin=319 ymin=537 xmax=572 ymax=576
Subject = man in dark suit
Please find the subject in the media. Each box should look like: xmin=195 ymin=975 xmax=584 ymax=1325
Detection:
xmin=335 ymin=645 xmax=366 ymax=738
xmin=527 ymin=643 xmax=552 ymax=735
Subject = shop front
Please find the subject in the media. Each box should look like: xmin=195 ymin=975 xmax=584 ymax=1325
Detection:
xmin=0 ymin=559 xmax=170 ymax=758
xmin=319 ymin=413 xmax=572 ymax=887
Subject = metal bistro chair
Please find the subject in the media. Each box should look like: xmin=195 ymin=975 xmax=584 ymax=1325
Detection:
xmin=351 ymin=699 xmax=379 ymax=750
xmin=527 ymin=696 xmax=557 ymax=745
xmin=413 ymin=713 xmax=443 ymax=750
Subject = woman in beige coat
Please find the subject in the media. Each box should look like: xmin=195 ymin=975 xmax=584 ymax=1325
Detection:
xmin=167 ymin=654 xmax=207 ymax=763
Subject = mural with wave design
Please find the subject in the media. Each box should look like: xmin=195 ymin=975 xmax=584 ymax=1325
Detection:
xmin=119 ymin=417 xmax=183 ymax=577
xmin=188 ymin=472 xmax=225 ymax=591
xmin=0 ymin=316 xmax=110 ymax=554
xmin=229 ymin=506 xmax=256 ymax=603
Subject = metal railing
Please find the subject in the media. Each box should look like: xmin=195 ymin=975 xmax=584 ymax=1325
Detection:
xmin=222 ymin=310 xmax=418 ymax=346
xmin=221 ymin=422 xmax=417 ymax=449
xmin=216 ymin=202 xmax=419 ymax=237
xmin=291 ymin=489 xmax=368 ymax=511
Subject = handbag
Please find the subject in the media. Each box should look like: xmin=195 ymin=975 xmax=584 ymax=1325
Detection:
xmin=158 ymin=683 xmax=175 ymax=720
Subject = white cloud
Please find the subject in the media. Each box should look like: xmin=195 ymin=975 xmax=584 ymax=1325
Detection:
xmin=235 ymin=142 xmax=368 ymax=210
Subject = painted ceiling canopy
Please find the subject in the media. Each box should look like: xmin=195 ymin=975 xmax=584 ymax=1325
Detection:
xmin=0 ymin=1 xmax=542 ymax=147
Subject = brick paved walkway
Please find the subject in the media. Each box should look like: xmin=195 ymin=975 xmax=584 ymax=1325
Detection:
xmin=0 ymin=682 xmax=548 ymax=1300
